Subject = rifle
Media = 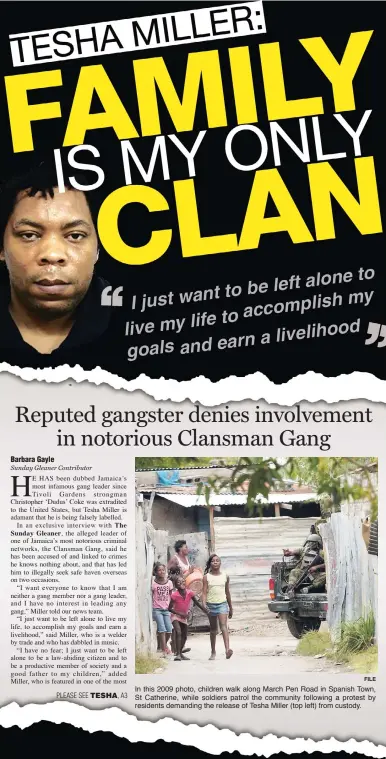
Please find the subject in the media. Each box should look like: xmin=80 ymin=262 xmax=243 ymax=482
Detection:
xmin=287 ymin=554 xmax=323 ymax=597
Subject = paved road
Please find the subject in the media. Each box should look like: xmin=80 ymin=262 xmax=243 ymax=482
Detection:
xmin=159 ymin=632 xmax=345 ymax=675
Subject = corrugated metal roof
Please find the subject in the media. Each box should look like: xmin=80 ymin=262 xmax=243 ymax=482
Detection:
xmin=142 ymin=486 xmax=200 ymax=495
xmin=155 ymin=492 xmax=319 ymax=508
xmin=269 ymin=492 xmax=319 ymax=503
xmin=214 ymin=516 xmax=318 ymax=625
xmin=135 ymin=464 xmax=235 ymax=472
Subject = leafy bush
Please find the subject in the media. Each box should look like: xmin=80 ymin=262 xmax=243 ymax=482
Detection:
xmin=335 ymin=612 xmax=375 ymax=661
xmin=296 ymin=616 xmax=377 ymax=674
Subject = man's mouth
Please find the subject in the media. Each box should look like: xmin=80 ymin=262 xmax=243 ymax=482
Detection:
xmin=33 ymin=279 xmax=72 ymax=296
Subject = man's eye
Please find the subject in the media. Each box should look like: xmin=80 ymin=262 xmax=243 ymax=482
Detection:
xmin=67 ymin=232 xmax=86 ymax=242
xmin=20 ymin=232 xmax=39 ymax=241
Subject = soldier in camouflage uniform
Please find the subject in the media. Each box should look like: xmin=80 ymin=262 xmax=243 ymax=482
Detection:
xmin=283 ymin=530 xmax=326 ymax=592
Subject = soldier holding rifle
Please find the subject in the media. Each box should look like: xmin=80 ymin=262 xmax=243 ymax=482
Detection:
xmin=283 ymin=526 xmax=326 ymax=593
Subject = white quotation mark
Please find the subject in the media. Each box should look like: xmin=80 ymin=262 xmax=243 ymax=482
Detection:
xmin=101 ymin=286 xmax=123 ymax=307
xmin=365 ymin=322 xmax=386 ymax=348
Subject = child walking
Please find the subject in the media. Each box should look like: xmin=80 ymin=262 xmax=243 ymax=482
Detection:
xmin=152 ymin=563 xmax=173 ymax=655
xmin=202 ymin=554 xmax=233 ymax=660
xmin=169 ymin=575 xmax=208 ymax=661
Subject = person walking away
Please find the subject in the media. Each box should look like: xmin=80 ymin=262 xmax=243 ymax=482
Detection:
xmin=169 ymin=576 xmax=209 ymax=661
xmin=151 ymin=563 xmax=173 ymax=656
xmin=202 ymin=554 xmax=233 ymax=660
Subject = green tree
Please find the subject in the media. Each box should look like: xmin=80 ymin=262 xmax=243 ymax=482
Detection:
xmin=197 ymin=457 xmax=284 ymax=512
xmin=198 ymin=457 xmax=378 ymax=520
xmin=285 ymin=457 xmax=377 ymax=518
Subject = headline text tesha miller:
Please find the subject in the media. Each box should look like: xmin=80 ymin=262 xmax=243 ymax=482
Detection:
xmin=9 ymin=3 xmax=265 ymax=64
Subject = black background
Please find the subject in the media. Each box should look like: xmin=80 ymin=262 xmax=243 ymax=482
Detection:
xmin=0 ymin=724 xmax=375 ymax=758
xmin=0 ymin=1 xmax=385 ymax=382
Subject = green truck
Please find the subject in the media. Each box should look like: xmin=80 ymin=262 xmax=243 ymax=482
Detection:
xmin=268 ymin=560 xmax=328 ymax=638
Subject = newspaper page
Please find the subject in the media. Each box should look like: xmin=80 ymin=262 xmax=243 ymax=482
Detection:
xmin=0 ymin=0 xmax=384 ymax=755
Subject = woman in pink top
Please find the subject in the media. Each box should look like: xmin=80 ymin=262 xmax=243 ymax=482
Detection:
xmin=169 ymin=575 xmax=209 ymax=661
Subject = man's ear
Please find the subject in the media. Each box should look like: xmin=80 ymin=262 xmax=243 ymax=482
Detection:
xmin=0 ymin=249 xmax=5 ymax=262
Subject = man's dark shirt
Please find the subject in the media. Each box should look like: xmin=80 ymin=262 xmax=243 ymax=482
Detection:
xmin=0 ymin=274 xmax=111 ymax=369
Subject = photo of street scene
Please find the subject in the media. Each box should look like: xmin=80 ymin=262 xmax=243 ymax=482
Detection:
xmin=135 ymin=457 xmax=378 ymax=675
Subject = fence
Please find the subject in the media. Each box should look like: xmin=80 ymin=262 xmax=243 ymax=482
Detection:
xmin=135 ymin=494 xmax=168 ymax=656
xmin=319 ymin=502 xmax=378 ymax=640
xmin=214 ymin=516 xmax=317 ymax=628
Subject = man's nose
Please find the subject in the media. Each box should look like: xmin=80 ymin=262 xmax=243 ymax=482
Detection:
xmin=37 ymin=236 xmax=69 ymax=265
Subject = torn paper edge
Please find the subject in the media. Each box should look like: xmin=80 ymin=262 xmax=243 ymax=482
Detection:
xmin=0 ymin=702 xmax=385 ymax=755
xmin=1 ymin=365 xmax=383 ymax=749
xmin=1 ymin=363 xmax=386 ymax=405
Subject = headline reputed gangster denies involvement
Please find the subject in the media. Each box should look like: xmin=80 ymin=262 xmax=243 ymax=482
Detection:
xmin=12 ymin=404 xmax=373 ymax=451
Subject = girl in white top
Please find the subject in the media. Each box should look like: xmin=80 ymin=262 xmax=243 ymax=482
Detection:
xmin=202 ymin=554 xmax=233 ymax=660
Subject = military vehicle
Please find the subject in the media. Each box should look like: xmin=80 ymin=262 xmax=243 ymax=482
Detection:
xmin=268 ymin=559 xmax=328 ymax=638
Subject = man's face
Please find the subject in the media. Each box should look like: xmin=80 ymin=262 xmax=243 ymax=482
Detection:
xmin=1 ymin=187 xmax=98 ymax=317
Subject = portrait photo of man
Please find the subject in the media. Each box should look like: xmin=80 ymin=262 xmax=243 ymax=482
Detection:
xmin=0 ymin=163 xmax=110 ymax=363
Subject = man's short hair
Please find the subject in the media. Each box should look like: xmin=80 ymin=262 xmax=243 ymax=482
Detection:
xmin=174 ymin=540 xmax=187 ymax=553
xmin=0 ymin=160 xmax=99 ymax=245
